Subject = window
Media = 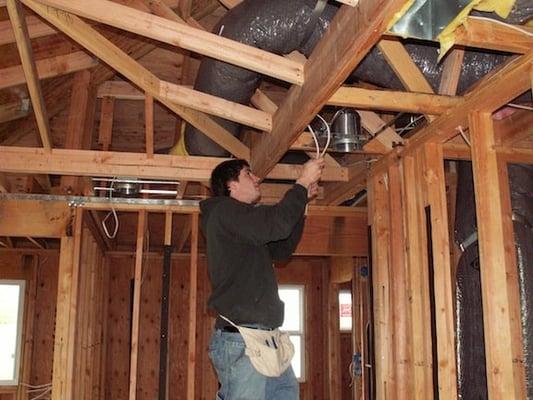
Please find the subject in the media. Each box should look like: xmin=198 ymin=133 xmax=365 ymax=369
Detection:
xmin=339 ymin=290 xmax=352 ymax=332
xmin=278 ymin=285 xmax=305 ymax=380
xmin=0 ymin=280 xmax=25 ymax=385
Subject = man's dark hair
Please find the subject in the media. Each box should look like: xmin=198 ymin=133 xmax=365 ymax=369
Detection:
xmin=210 ymin=159 xmax=249 ymax=197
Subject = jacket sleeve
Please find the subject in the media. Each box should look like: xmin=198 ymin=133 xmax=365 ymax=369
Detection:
xmin=267 ymin=217 xmax=305 ymax=261
xmin=215 ymin=184 xmax=308 ymax=245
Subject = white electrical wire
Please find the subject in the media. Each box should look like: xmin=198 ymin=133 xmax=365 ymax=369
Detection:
xmin=468 ymin=16 xmax=533 ymax=37
xmin=395 ymin=115 xmax=425 ymax=135
xmin=507 ymin=103 xmax=533 ymax=111
xmin=102 ymin=178 xmax=119 ymax=239
xmin=457 ymin=125 xmax=472 ymax=147
xmin=307 ymin=114 xmax=331 ymax=159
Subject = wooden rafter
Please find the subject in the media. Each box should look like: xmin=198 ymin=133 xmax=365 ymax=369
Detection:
xmin=0 ymin=146 xmax=349 ymax=182
xmin=377 ymin=38 xmax=436 ymax=121
xmin=31 ymin=0 xmax=305 ymax=85
xmin=97 ymin=97 xmax=115 ymax=151
xmin=0 ymin=14 xmax=56 ymax=45
xmin=7 ymin=0 xmax=52 ymax=150
xmin=21 ymin=0 xmax=251 ymax=160
xmin=0 ymin=51 xmax=97 ymax=90
xmin=372 ymin=51 xmax=533 ymax=173
xmin=0 ymin=98 xmax=30 ymax=123
xmin=360 ymin=110 xmax=404 ymax=153
xmin=251 ymin=0 xmax=407 ymax=178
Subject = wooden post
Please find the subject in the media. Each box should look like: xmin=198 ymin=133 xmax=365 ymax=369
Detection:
xmin=387 ymin=162 xmax=413 ymax=399
xmin=52 ymin=207 xmax=83 ymax=400
xmin=402 ymin=153 xmax=433 ymax=399
xmin=129 ymin=210 xmax=147 ymax=400
xmin=145 ymin=94 xmax=154 ymax=158
xmin=327 ymin=259 xmax=342 ymax=400
xmin=469 ymin=111 xmax=525 ymax=399
xmin=368 ymin=171 xmax=393 ymax=399
xmin=422 ymin=143 xmax=458 ymax=399
xmin=186 ymin=212 xmax=199 ymax=399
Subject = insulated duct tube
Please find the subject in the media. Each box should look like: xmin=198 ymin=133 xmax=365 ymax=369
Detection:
xmin=185 ymin=0 xmax=339 ymax=156
xmin=455 ymin=162 xmax=533 ymax=399
xmin=185 ymin=1 xmax=531 ymax=156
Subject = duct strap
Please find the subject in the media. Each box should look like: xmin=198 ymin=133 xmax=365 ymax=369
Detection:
xmin=301 ymin=0 xmax=328 ymax=48
xmin=458 ymin=213 xmax=532 ymax=252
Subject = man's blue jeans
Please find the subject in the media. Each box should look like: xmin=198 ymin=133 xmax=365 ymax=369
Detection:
xmin=208 ymin=329 xmax=300 ymax=400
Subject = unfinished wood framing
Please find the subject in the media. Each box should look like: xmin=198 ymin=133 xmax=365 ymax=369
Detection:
xmin=0 ymin=0 xmax=532 ymax=398
xmin=469 ymin=111 xmax=525 ymax=399
xmin=6 ymin=0 xmax=52 ymax=150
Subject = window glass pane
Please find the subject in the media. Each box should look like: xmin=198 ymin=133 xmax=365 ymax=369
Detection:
xmin=279 ymin=288 xmax=301 ymax=332
xmin=289 ymin=335 xmax=302 ymax=379
xmin=339 ymin=290 xmax=352 ymax=331
xmin=0 ymin=283 xmax=23 ymax=382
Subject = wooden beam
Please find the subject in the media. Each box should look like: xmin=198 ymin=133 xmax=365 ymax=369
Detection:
xmin=0 ymin=174 xmax=10 ymax=193
xmin=186 ymin=212 xmax=199 ymax=399
xmin=159 ymin=80 xmax=272 ymax=131
xmin=372 ymin=51 xmax=533 ymax=173
xmin=129 ymin=210 xmax=147 ymax=400
xmin=21 ymin=0 xmax=251 ymax=160
xmin=387 ymin=162 xmax=412 ymax=398
xmin=318 ymin=162 xmax=367 ymax=206
xmin=0 ymin=199 xmax=70 ymax=237
xmin=453 ymin=17 xmax=533 ymax=55
xmin=60 ymin=70 xmax=95 ymax=194
xmin=51 ymin=210 xmax=82 ymax=400
xmin=251 ymin=0 xmax=407 ymax=177
xmin=470 ymin=112 xmax=526 ymax=399
xmin=0 ymin=98 xmax=30 ymax=123
xmin=7 ymin=0 xmax=52 ymax=150
xmin=0 ymin=146 xmax=348 ymax=182
xmin=402 ymin=152 xmax=433 ymax=398
xmin=368 ymin=172 xmax=393 ymax=398
xmin=378 ymin=38 xmax=436 ymax=122
xmin=360 ymin=110 xmax=405 ymax=153
xmin=145 ymin=94 xmax=154 ymax=158
xmin=0 ymin=51 xmax=97 ymax=90
xmin=0 ymin=14 xmax=56 ymax=45
xmin=218 ymin=0 xmax=240 ymax=9
xmin=438 ymin=49 xmax=464 ymax=96
xmin=97 ymin=97 xmax=115 ymax=151
xmin=329 ymin=87 xmax=460 ymax=114
xmin=32 ymin=0 xmax=305 ymax=85
xmin=422 ymin=143 xmax=458 ymax=399
xmin=164 ymin=210 xmax=172 ymax=246
xmin=495 ymin=109 xmax=533 ymax=146
xmin=97 ymin=81 xmax=143 ymax=99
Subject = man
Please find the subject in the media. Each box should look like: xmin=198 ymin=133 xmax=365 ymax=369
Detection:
xmin=200 ymin=157 xmax=324 ymax=400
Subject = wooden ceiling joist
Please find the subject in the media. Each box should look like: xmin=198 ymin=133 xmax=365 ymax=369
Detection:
xmin=0 ymin=51 xmax=97 ymax=90
xmin=0 ymin=146 xmax=349 ymax=182
xmin=21 ymin=0 xmax=251 ymax=160
xmin=329 ymin=86 xmax=461 ymax=114
xmin=7 ymin=0 xmax=52 ymax=150
xmin=251 ymin=0 xmax=407 ymax=177
xmin=31 ymin=0 xmax=305 ymax=85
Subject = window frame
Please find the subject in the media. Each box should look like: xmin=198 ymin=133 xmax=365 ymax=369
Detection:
xmin=0 ymin=279 xmax=26 ymax=386
xmin=339 ymin=289 xmax=353 ymax=332
xmin=278 ymin=284 xmax=306 ymax=382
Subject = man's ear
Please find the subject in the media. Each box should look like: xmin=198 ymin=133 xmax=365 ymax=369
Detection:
xmin=227 ymin=180 xmax=238 ymax=194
